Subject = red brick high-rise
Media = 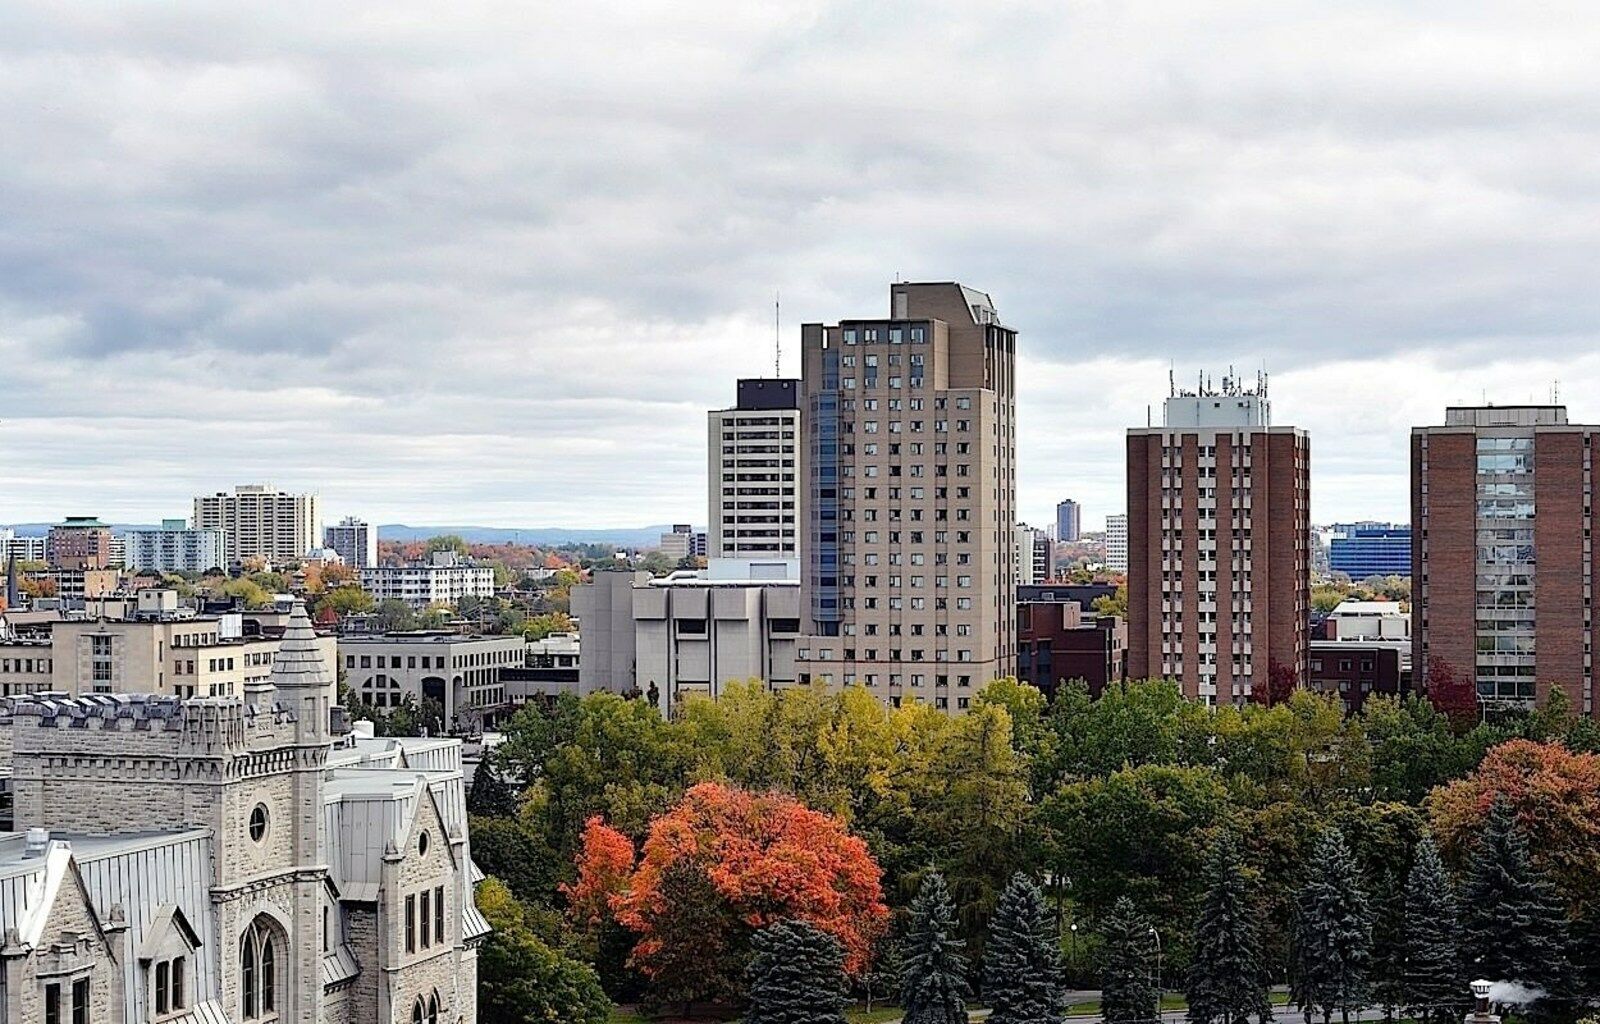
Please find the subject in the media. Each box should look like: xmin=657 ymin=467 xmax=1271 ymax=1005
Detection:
xmin=1412 ymin=405 xmax=1597 ymax=717
xmin=1126 ymin=375 xmax=1310 ymax=705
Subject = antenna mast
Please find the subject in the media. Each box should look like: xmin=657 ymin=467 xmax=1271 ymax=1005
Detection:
xmin=774 ymin=291 xmax=781 ymax=377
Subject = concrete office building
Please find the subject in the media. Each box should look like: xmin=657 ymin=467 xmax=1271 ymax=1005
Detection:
xmin=658 ymin=525 xmax=696 ymax=561
xmin=798 ymin=281 xmax=1017 ymax=713
xmin=708 ymin=379 xmax=802 ymax=563
xmin=123 ymin=519 xmax=227 ymax=574
xmin=1127 ymin=375 xmax=1311 ymax=705
xmin=193 ymin=484 xmax=318 ymax=564
xmin=0 ymin=531 xmax=46 ymax=563
xmin=46 ymin=517 xmax=114 ymax=570
xmin=360 ymin=552 xmax=496 ymax=610
xmin=1329 ymin=523 xmax=1412 ymax=579
xmin=339 ymin=632 xmax=526 ymax=729
xmin=572 ymin=570 xmax=649 ymax=694
xmin=1412 ymin=404 xmax=1600 ymax=715
xmin=1104 ymin=513 xmax=1129 ymax=573
xmin=325 ymin=516 xmax=379 ymax=569
xmin=1056 ymin=499 xmax=1081 ymax=542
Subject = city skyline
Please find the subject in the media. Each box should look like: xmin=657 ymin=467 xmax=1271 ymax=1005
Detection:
xmin=5 ymin=5 xmax=1599 ymax=530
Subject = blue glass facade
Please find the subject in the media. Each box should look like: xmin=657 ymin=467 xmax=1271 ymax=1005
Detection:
xmin=1329 ymin=526 xmax=1411 ymax=578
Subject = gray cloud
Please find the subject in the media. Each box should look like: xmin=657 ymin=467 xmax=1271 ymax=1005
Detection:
xmin=4 ymin=1 xmax=1600 ymax=529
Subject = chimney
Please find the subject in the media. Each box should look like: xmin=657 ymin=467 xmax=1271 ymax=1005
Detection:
xmin=1467 ymin=980 xmax=1499 ymax=1024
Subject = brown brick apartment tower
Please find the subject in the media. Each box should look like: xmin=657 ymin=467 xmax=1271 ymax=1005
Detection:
xmin=1126 ymin=375 xmax=1310 ymax=705
xmin=798 ymin=282 xmax=1017 ymax=713
xmin=1413 ymin=405 xmax=1597 ymax=716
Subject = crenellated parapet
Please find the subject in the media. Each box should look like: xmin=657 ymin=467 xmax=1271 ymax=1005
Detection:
xmin=0 ymin=692 xmax=300 ymax=762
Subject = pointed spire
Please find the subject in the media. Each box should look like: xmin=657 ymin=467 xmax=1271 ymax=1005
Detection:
xmin=271 ymin=600 xmax=334 ymax=692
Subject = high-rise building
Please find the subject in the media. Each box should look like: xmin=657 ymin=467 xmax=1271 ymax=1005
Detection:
xmin=1412 ymin=404 xmax=1597 ymax=715
xmin=1328 ymin=522 xmax=1411 ymax=578
xmin=1126 ymin=375 xmax=1310 ymax=705
xmin=1056 ymin=499 xmax=1082 ymax=542
xmin=1016 ymin=523 xmax=1051 ymax=585
xmin=708 ymin=379 xmax=802 ymax=564
xmin=1104 ymin=513 xmax=1129 ymax=573
xmin=124 ymin=519 xmax=227 ymax=573
xmin=658 ymin=524 xmax=695 ymax=561
xmin=46 ymin=517 xmax=114 ymax=570
xmin=193 ymin=484 xmax=318 ymax=565
xmin=0 ymin=530 xmax=46 ymax=563
xmin=324 ymin=515 xmax=379 ymax=569
xmin=798 ymin=281 xmax=1017 ymax=713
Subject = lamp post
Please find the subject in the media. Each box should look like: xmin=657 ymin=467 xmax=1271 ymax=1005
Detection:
xmin=1149 ymin=925 xmax=1163 ymax=1004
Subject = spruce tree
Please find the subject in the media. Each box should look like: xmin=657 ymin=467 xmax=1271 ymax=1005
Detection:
xmin=984 ymin=873 xmax=1064 ymax=1024
xmin=1289 ymin=829 xmax=1372 ymax=1024
xmin=1101 ymin=896 xmax=1160 ymax=1024
xmin=1460 ymin=799 xmax=1569 ymax=993
xmin=745 ymin=920 xmax=849 ymax=1024
xmin=1401 ymin=835 xmax=1465 ymax=1024
xmin=1187 ymin=833 xmax=1273 ymax=1024
xmin=901 ymin=872 xmax=970 ymax=1024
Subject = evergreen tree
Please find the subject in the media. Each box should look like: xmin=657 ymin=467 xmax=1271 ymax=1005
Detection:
xmin=467 ymin=751 xmax=517 ymax=817
xmin=1460 ymin=799 xmax=1569 ymax=993
xmin=1101 ymin=897 xmax=1160 ymax=1024
xmin=901 ymin=872 xmax=970 ymax=1024
xmin=1367 ymin=870 xmax=1406 ymax=1024
xmin=745 ymin=920 xmax=849 ymax=1024
xmin=1187 ymin=833 xmax=1273 ymax=1024
xmin=1401 ymin=836 xmax=1464 ymax=1024
xmin=984 ymin=873 xmax=1064 ymax=1024
xmin=1289 ymin=829 xmax=1372 ymax=1024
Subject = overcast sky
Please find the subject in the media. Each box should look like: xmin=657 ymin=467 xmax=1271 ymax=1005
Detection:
xmin=4 ymin=2 xmax=1599 ymax=532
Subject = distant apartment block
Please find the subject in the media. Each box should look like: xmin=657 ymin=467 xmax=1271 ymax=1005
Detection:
xmin=708 ymin=378 xmax=802 ymax=563
xmin=0 ymin=531 xmax=46 ymax=563
xmin=1127 ymin=376 xmax=1310 ymax=704
xmin=359 ymin=552 xmax=495 ymax=610
xmin=123 ymin=519 xmax=226 ymax=574
xmin=1015 ymin=523 xmax=1052 ymax=586
xmin=658 ymin=524 xmax=695 ymax=560
xmin=325 ymin=515 xmax=379 ymax=569
xmin=1104 ymin=513 xmax=1129 ymax=573
xmin=799 ymin=281 xmax=1017 ymax=713
xmin=46 ymin=517 xmax=114 ymax=570
xmin=1329 ymin=522 xmax=1412 ymax=578
xmin=1056 ymin=498 xmax=1081 ymax=542
xmin=193 ymin=483 xmax=318 ymax=564
xmin=1413 ymin=404 xmax=1599 ymax=714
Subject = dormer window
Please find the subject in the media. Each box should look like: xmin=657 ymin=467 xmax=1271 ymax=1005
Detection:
xmin=155 ymin=955 xmax=187 ymax=1017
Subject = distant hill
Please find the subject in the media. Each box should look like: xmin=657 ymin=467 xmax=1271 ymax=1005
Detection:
xmin=376 ymin=524 xmax=692 ymax=548
xmin=3 ymin=522 xmax=692 ymax=548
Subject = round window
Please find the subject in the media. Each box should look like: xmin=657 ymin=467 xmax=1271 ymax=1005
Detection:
xmin=249 ymin=804 xmax=269 ymax=843
xmin=418 ymin=830 xmax=430 ymax=856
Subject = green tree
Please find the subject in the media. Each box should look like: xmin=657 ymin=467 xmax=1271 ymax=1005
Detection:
xmin=1289 ymin=829 xmax=1372 ymax=1024
xmin=901 ymin=872 xmax=969 ymax=1024
xmin=1402 ymin=836 xmax=1464 ymax=1024
xmin=315 ymin=584 xmax=374 ymax=617
xmin=425 ymin=533 xmax=471 ymax=556
xmin=467 ymin=751 xmax=517 ymax=817
xmin=983 ymin=872 xmax=1063 ymax=1024
xmin=372 ymin=598 xmax=418 ymax=631
xmin=1186 ymin=833 xmax=1273 ymax=1024
xmin=1460 ymin=798 xmax=1568 ymax=995
xmin=1092 ymin=584 xmax=1128 ymax=618
xmin=476 ymin=879 xmax=611 ymax=1024
xmin=522 ymin=611 xmax=575 ymax=640
xmin=1101 ymin=896 xmax=1160 ymax=1024
xmin=745 ymin=920 xmax=849 ymax=1024
xmin=638 ymin=860 xmax=742 ymax=1015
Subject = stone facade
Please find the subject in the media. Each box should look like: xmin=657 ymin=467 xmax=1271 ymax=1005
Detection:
xmin=0 ymin=601 xmax=489 ymax=1024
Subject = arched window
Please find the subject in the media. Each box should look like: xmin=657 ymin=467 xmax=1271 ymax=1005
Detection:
xmin=240 ymin=917 xmax=282 ymax=1020
xmin=412 ymin=1000 xmax=425 ymax=1024
xmin=411 ymin=993 xmax=440 ymax=1024
xmin=429 ymin=992 xmax=440 ymax=1024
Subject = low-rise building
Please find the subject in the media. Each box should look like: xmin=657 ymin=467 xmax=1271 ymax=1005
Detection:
xmin=503 ymin=632 xmax=581 ymax=704
xmin=338 ymin=632 xmax=526 ymax=730
xmin=361 ymin=552 xmax=496 ymax=610
xmin=122 ymin=519 xmax=227 ymax=574
xmin=1016 ymin=592 xmax=1127 ymax=699
xmin=1307 ymin=598 xmax=1412 ymax=713
xmin=0 ymin=638 xmax=52 ymax=697
xmin=35 ymin=567 xmax=120 ymax=607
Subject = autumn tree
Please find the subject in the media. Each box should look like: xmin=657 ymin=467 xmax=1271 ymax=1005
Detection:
xmin=1423 ymin=657 xmax=1478 ymax=732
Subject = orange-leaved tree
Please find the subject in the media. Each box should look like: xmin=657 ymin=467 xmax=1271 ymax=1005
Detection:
xmin=568 ymin=781 xmax=889 ymax=1002
xmin=1428 ymin=738 xmax=1600 ymax=904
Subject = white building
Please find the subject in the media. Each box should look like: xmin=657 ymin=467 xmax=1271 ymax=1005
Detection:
xmin=360 ymin=553 xmax=495 ymax=610
xmin=325 ymin=516 xmax=379 ymax=569
xmin=339 ymin=632 xmax=525 ymax=729
xmin=0 ymin=603 xmax=489 ymax=1024
xmin=708 ymin=379 xmax=802 ymax=564
xmin=123 ymin=519 xmax=227 ymax=573
xmin=1325 ymin=600 xmax=1411 ymax=641
xmin=1104 ymin=513 xmax=1129 ymax=573
xmin=193 ymin=484 xmax=318 ymax=565
xmin=657 ymin=525 xmax=695 ymax=561
xmin=1015 ymin=523 xmax=1051 ymax=586
xmin=0 ymin=531 xmax=46 ymax=563
xmin=573 ymin=562 xmax=801 ymax=713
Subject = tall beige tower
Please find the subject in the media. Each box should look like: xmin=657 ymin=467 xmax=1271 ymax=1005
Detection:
xmin=707 ymin=378 xmax=802 ymax=566
xmin=193 ymin=483 xmax=318 ymax=565
xmin=798 ymin=282 xmax=1017 ymax=713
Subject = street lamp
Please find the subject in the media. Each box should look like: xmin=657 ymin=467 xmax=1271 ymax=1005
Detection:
xmin=1149 ymin=926 xmax=1164 ymax=1002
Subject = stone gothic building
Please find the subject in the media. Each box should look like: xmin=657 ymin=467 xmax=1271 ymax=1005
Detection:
xmin=0 ymin=603 xmax=488 ymax=1023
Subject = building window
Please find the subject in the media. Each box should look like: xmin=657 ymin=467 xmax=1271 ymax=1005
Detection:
xmin=249 ymin=804 xmax=269 ymax=843
xmin=434 ymin=884 xmax=445 ymax=944
xmin=240 ymin=918 xmax=279 ymax=1020
xmin=418 ymin=830 xmax=430 ymax=857
xmin=420 ymin=890 xmax=432 ymax=949
xmin=406 ymin=894 xmax=417 ymax=953
xmin=72 ymin=979 xmax=89 ymax=1024
xmin=46 ymin=983 xmax=61 ymax=1024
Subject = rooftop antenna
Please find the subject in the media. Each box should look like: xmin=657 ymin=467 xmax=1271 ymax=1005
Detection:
xmin=774 ymin=290 xmax=781 ymax=377
xmin=1554 ymin=379 xmax=1561 ymax=404
xmin=1168 ymin=366 xmax=1175 ymax=398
